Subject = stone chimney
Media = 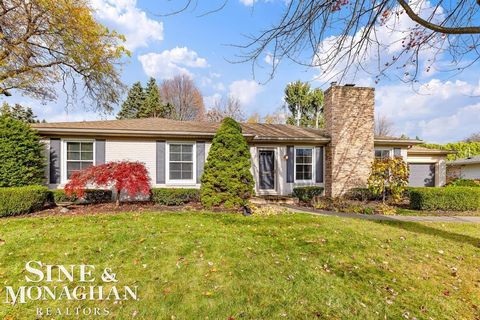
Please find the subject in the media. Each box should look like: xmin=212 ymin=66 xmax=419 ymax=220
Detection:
xmin=324 ymin=84 xmax=375 ymax=197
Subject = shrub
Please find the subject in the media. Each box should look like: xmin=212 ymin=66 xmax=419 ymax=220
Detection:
xmin=0 ymin=186 xmax=51 ymax=217
xmin=447 ymin=179 xmax=480 ymax=187
xmin=293 ymin=186 xmax=324 ymax=202
xmin=0 ymin=116 xmax=46 ymax=187
xmin=65 ymin=161 xmax=150 ymax=206
xmin=345 ymin=188 xmax=378 ymax=201
xmin=52 ymin=189 xmax=112 ymax=204
xmin=409 ymin=187 xmax=480 ymax=211
xmin=368 ymin=157 xmax=409 ymax=202
xmin=151 ymin=188 xmax=200 ymax=205
xmin=201 ymin=118 xmax=254 ymax=209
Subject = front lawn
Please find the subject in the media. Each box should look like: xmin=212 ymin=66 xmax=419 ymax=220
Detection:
xmin=1 ymin=212 xmax=480 ymax=319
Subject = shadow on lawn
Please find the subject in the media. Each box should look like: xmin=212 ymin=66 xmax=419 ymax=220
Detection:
xmin=375 ymin=220 xmax=480 ymax=248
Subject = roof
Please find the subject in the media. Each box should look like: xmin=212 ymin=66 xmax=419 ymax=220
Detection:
xmin=31 ymin=118 xmax=331 ymax=143
xmin=31 ymin=117 xmax=423 ymax=145
xmin=448 ymin=155 xmax=480 ymax=165
xmin=407 ymin=146 xmax=456 ymax=155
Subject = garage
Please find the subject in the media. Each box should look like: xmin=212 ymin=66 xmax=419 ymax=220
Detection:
xmin=408 ymin=163 xmax=436 ymax=187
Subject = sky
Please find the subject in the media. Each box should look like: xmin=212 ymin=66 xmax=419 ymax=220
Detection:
xmin=2 ymin=0 xmax=480 ymax=143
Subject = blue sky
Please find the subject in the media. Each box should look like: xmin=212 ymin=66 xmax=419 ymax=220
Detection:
xmin=2 ymin=0 xmax=480 ymax=143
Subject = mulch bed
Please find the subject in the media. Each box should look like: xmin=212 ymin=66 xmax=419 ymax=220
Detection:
xmin=26 ymin=202 xmax=225 ymax=218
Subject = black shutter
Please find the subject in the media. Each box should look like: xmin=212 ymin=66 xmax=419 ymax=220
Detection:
xmin=49 ymin=138 xmax=61 ymax=184
xmin=286 ymin=146 xmax=294 ymax=183
xmin=315 ymin=146 xmax=324 ymax=183
xmin=196 ymin=141 xmax=205 ymax=183
xmin=156 ymin=141 xmax=166 ymax=184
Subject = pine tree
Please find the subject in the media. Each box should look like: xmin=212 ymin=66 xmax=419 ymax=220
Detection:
xmin=0 ymin=102 xmax=39 ymax=123
xmin=139 ymin=77 xmax=167 ymax=118
xmin=117 ymin=82 xmax=145 ymax=119
xmin=0 ymin=116 xmax=46 ymax=187
xmin=200 ymin=118 xmax=254 ymax=209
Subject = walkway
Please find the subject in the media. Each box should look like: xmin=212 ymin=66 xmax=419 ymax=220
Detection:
xmin=281 ymin=205 xmax=480 ymax=223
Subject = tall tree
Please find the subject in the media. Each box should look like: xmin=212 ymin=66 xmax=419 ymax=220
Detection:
xmin=139 ymin=77 xmax=172 ymax=118
xmin=159 ymin=75 xmax=205 ymax=121
xmin=0 ymin=102 xmax=39 ymax=123
xmin=205 ymin=96 xmax=245 ymax=122
xmin=0 ymin=0 xmax=128 ymax=111
xmin=246 ymin=112 xmax=261 ymax=123
xmin=117 ymin=82 xmax=145 ymax=120
xmin=172 ymin=1 xmax=480 ymax=84
xmin=465 ymin=132 xmax=480 ymax=143
xmin=375 ymin=114 xmax=395 ymax=136
xmin=284 ymin=81 xmax=323 ymax=128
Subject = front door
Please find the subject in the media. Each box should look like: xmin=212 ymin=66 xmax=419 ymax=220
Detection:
xmin=259 ymin=150 xmax=275 ymax=190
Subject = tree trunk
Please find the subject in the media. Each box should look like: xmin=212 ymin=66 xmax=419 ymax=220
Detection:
xmin=116 ymin=190 xmax=121 ymax=207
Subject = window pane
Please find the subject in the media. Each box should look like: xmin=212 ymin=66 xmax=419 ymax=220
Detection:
xmin=181 ymin=163 xmax=193 ymax=172
xmin=170 ymin=145 xmax=181 ymax=153
xmin=67 ymin=151 xmax=80 ymax=160
xmin=170 ymin=171 xmax=182 ymax=180
xmin=170 ymin=153 xmax=181 ymax=161
xmin=81 ymin=151 xmax=93 ymax=161
xmin=67 ymin=142 xmax=80 ymax=152
xmin=181 ymin=153 xmax=193 ymax=161
xmin=80 ymin=162 xmax=93 ymax=170
xmin=81 ymin=143 xmax=93 ymax=152
xmin=181 ymin=171 xmax=193 ymax=179
xmin=182 ymin=145 xmax=193 ymax=153
xmin=170 ymin=163 xmax=181 ymax=171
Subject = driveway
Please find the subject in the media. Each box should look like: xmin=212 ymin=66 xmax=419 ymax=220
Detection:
xmin=281 ymin=205 xmax=480 ymax=223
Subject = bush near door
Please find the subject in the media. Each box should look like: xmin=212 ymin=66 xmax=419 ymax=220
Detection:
xmin=0 ymin=186 xmax=51 ymax=217
xmin=409 ymin=187 xmax=480 ymax=211
xmin=293 ymin=186 xmax=324 ymax=202
xmin=151 ymin=188 xmax=200 ymax=205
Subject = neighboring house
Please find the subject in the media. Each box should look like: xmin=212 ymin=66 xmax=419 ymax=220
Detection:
xmin=447 ymin=156 xmax=480 ymax=181
xmin=32 ymin=84 xmax=451 ymax=198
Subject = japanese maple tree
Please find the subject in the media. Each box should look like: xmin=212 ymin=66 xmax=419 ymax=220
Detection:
xmin=65 ymin=161 xmax=151 ymax=206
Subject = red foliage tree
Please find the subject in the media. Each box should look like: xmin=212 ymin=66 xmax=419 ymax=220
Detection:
xmin=65 ymin=161 xmax=151 ymax=206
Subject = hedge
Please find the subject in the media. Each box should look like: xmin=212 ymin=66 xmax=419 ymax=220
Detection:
xmin=52 ymin=189 xmax=112 ymax=204
xmin=448 ymin=179 xmax=480 ymax=187
xmin=409 ymin=187 xmax=480 ymax=211
xmin=151 ymin=188 xmax=200 ymax=206
xmin=292 ymin=186 xmax=324 ymax=202
xmin=0 ymin=185 xmax=51 ymax=217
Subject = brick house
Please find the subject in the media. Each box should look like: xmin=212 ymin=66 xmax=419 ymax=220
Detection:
xmin=32 ymin=84 xmax=451 ymax=197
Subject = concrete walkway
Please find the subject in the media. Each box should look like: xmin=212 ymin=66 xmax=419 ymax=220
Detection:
xmin=280 ymin=205 xmax=480 ymax=223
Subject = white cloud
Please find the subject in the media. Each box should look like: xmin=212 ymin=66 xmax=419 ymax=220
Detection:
xmin=376 ymin=79 xmax=480 ymax=143
xmin=228 ymin=80 xmax=263 ymax=106
xmin=90 ymin=0 xmax=163 ymax=51
xmin=239 ymin=0 xmax=255 ymax=6
xmin=138 ymin=47 xmax=208 ymax=80
xmin=264 ymin=53 xmax=279 ymax=66
xmin=313 ymin=1 xmax=446 ymax=84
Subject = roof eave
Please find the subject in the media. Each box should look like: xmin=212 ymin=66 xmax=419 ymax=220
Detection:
xmin=374 ymin=138 xmax=424 ymax=146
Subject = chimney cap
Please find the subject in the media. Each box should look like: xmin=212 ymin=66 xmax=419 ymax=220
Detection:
xmin=330 ymin=81 xmax=337 ymax=86
xmin=344 ymin=83 xmax=356 ymax=87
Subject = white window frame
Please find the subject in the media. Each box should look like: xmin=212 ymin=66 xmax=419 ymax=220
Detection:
xmin=374 ymin=148 xmax=392 ymax=159
xmin=294 ymin=146 xmax=315 ymax=183
xmin=61 ymin=139 xmax=95 ymax=184
xmin=166 ymin=141 xmax=196 ymax=185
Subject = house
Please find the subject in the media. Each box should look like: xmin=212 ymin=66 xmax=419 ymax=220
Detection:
xmin=32 ymin=84 xmax=452 ymax=198
xmin=447 ymin=156 xmax=480 ymax=181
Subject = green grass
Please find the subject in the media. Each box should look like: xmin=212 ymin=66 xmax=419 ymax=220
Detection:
xmin=1 ymin=211 xmax=480 ymax=319
xmin=396 ymin=208 xmax=480 ymax=216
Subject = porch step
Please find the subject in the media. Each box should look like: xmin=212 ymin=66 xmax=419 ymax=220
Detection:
xmin=251 ymin=196 xmax=298 ymax=205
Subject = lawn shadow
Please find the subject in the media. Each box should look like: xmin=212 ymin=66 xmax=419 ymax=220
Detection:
xmin=374 ymin=220 xmax=480 ymax=248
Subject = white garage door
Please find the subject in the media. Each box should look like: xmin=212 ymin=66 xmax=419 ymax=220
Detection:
xmin=409 ymin=163 xmax=435 ymax=187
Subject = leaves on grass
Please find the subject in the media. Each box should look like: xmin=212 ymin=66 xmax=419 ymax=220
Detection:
xmin=0 ymin=239 xmax=5 ymax=245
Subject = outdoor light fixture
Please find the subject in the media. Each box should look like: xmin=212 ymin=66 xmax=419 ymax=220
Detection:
xmin=283 ymin=154 xmax=289 ymax=160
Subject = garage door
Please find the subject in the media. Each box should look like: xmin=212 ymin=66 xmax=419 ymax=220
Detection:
xmin=409 ymin=163 xmax=435 ymax=187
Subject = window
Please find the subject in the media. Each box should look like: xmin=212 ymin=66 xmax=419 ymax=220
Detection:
xmin=168 ymin=143 xmax=194 ymax=181
xmin=66 ymin=141 xmax=94 ymax=179
xmin=295 ymin=148 xmax=313 ymax=181
xmin=375 ymin=149 xmax=391 ymax=159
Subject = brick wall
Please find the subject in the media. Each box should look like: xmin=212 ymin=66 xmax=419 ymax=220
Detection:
xmin=324 ymin=85 xmax=375 ymax=197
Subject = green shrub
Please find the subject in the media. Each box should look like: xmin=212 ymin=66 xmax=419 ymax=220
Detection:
xmin=152 ymin=188 xmax=200 ymax=206
xmin=0 ymin=116 xmax=46 ymax=187
xmin=0 ymin=185 xmax=51 ymax=217
xmin=345 ymin=188 xmax=378 ymax=201
xmin=409 ymin=187 xmax=480 ymax=211
xmin=447 ymin=179 xmax=480 ymax=187
xmin=52 ymin=189 xmax=112 ymax=203
xmin=201 ymin=118 xmax=254 ymax=209
xmin=293 ymin=186 xmax=324 ymax=202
